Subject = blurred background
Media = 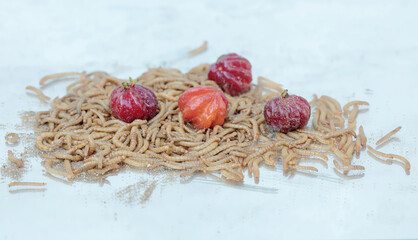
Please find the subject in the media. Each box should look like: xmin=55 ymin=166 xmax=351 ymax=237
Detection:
xmin=0 ymin=0 xmax=417 ymax=239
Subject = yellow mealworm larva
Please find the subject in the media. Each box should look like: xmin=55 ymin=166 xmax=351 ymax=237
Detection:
xmin=89 ymin=164 xmax=120 ymax=175
xmin=342 ymin=136 xmax=353 ymax=152
xmin=332 ymin=146 xmax=349 ymax=165
xmin=40 ymin=72 xmax=81 ymax=85
xmin=291 ymin=165 xmax=318 ymax=172
xmin=253 ymin=157 xmax=264 ymax=178
xmin=390 ymin=154 xmax=411 ymax=170
xmin=53 ymin=153 xmax=83 ymax=161
xmin=244 ymin=142 xmax=278 ymax=166
xmin=324 ymin=126 xmax=354 ymax=139
xmin=44 ymin=159 xmax=70 ymax=178
xmin=26 ymin=86 xmax=51 ymax=101
xmin=223 ymin=123 xmax=252 ymax=137
xmin=5 ymin=133 xmax=19 ymax=144
xmin=292 ymin=148 xmax=328 ymax=161
xmin=343 ymin=101 xmax=369 ymax=115
xmin=359 ymin=125 xmax=367 ymax=147
xmin=250 ymin=118 xmax=260 ymax=142
xmin=348 ymin=105 xmax=359 ymax=123
xmin=8 ymin=182 xmax=46 ymax=187
xmin=367 ymin=146 xmax=410 ymax=170
xmin=221 ymin=169 xmax=243 ymax=182
xmin=338 ymin=135 xmax=348 ymax=150
xmin=36 ymin=132 xmax=57 ymax=152
xmin=64 ymin=160 xmax=74 ymax=179
xmin=376 ymin=126 xmax=401 ymax=146
xmin=8 ymin=150 xmax=23 ymax=168
xmin=187 ymin=41 xmax=208 ymax=55
xmin=189 ymin=142 xmax=219 ymax=157
xmin=333 ymin=160 xmax=365 ymax=172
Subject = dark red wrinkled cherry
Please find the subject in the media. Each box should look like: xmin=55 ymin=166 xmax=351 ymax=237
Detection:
xmin=264 ymin=90 xmax=311 ymax=133
xmin=110 ymin=78 xmax=158 ymax=123
xmin=208 ymin=53 xmax=252 ymax=96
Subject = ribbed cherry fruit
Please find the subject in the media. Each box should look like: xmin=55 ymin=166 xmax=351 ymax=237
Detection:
xmin=264 ymin=90 xmax=311 ymax=133
xmin=208 ymin=53 xmax=252 ymax=96
xmin=178 ymin=86 xmax=228 ymax=129
xmin=110 ymin=78 xmax=158 ymax=123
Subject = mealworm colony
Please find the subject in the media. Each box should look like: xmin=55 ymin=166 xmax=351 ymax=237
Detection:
xmin=28 ymin=62 xmax=409 ymax=182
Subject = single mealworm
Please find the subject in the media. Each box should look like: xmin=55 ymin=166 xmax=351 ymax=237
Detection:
xmin=187 ymin=41 xmax=208 ymax=55
xmin=26 ymin=86 xmax=51 ymax=101
xmin=8 ymin=150 xmax=23 ymax=168
xmin=343 ymin=101 xmax=369 ymax=115
xmin=292 ymin=148 xmax=328 ymax=161
xmin=376 ymin=126 xmax=401 ymax=146
xmin=40 ymin=72 xmax=81 ymax=85
xmin=359 ymin=125 xmax=367 ymax=147
xmin=8 ymin=182 xmax=46 ymax=187
xmin=5 ymin=133 xmax=19 ymax=144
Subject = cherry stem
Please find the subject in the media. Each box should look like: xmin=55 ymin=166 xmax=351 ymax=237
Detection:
xmin=129 ymin=77 xmax=137 ymax=87
xmin=281 ymin=89 xmax=289 ymax=98
xmin=122 ymin=77 xmax=137 ymax=89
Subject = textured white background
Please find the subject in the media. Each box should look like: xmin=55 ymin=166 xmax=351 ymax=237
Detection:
xmin=0 ymin=0 xmax=418 ymax=239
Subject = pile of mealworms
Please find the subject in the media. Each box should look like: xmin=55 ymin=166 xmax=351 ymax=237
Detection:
xmin=33 ymin=64 xmax=410 ymax=181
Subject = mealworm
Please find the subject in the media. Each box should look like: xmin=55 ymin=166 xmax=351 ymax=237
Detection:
xmin=283 ymin=152 xmax=298 ymax=170
xmin=291 ymin=165 xmax=318 ymax=172
xmin=333 ymin=160 xmax=365 ymax=171
xmin=161 ymin=153 xmax=197 ymax=162
xmin=89 ymin=164 xmax=120 ymax=175
xmin=53 ymin=153 xmax=82 ymax=161
xmin=8 ymin=150 xmax=23 ymax=168
xmin=64 ymin=160 xmax=74 ymax=179
xmin=309 ymin=94 xmax=319 ymax=105
xmin=342 ymin=136 xmax=353 ymax=152
xmin=338 ymin=135 xmax=348 ymax=150
xmin=359 ymin=125 xmax=367 ymax=147
xmin=324 ymin=126 xmax=354 ymax=139
xmin=40 ymin=72 xmax=81 ymax=85
xmin=229 ymin=151 xmax=248 ymax=158
xmin=223 ymin=123 xmax=252 ymax=137
xmin=320 ymin=95 xmax=342 ymax=114
xmin=252 ymin=157 xmax=264 ymax=178
xmin=188 ymin=41 xmax=208 ymax=55
xmin=257 ymin=76 xmax=283 ymax=92
xmin=390 ymin=154 xmax=411 ymax=170
xmin=141 ymin=181 xmax=157 ymax=203
xmin=189 ymin=142 xmax=218 ymax=157
xmin=355 ymin=137 xmax=362 ymax=156
xmin=292 ymin=148 xmax=328 ymax=161
xmin=221 ymin=169 xmax=243 ymax=182
xmin=243 ymin=142 xmax=277 ymax=165
xmin=190 ymin=137 xmax=220 ymax=151
xmin=204 ymin=141 xmax=238 ymax=158
xmin=263 ymin=151 xmax=278 ymax=166
xmin=44 ymin=159 xmax=70 ymax=178
xmin=206 ymin=162 xmax=240 ymax=171
xmin=5 ymin=133 xmax=19 ymax=144
xmin=104 ymin=156 xmax=126 ymax=166
xmin=376 ymin=126 xmax=401 ymax=146
xmin=124 ymin=158 xmax=152 ymax=168
xmin=26 ymin=86 xmax=51 ymax=101
xmin=346 ymin=142 xmax=356 ymax=159
xmin=343 ymin=101 xmax=369 ymax=115
xmin=348 ymin=105 xmax=359 ymax=123
xmin=367 ymin=146 xmax=410 ymax=170
xmin=8 ymin=182 xmax=47 ymax=187
xmin=332 ymin=146 xmax=349 ymax=164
